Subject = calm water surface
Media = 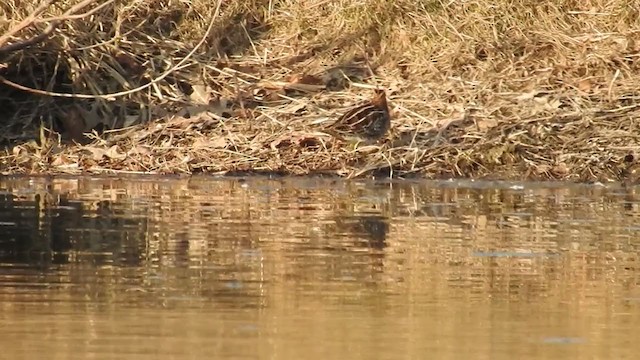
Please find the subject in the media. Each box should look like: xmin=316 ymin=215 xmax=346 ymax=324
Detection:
xmin=0 ymin=176 xmax=639 ymax=359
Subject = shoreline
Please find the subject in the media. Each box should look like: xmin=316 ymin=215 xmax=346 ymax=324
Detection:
xmin=2 ymin=1 xmax=639 ymax=182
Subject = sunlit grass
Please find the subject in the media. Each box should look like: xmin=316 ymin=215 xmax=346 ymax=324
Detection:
xmin=1 ymin=0 xmax=639 ymax=180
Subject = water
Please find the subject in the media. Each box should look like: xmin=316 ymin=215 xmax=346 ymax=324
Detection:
xmin=0 ymin=176 xmax=639 ymax=359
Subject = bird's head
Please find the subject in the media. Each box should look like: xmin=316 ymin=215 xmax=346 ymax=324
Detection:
xmin=372 ymin=89 xmax=387 ymax=108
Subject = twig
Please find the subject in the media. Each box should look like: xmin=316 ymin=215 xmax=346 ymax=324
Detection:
xmin=0 ymin=0 xmax=223 ymax=100
xmin=36 ymin=0 xmax=115 ymax=23
xmin=0 ymin=0 xmax=115 ymax=55
xmin=0 ymin=0 xmax=56 ymax=48
xmin=0 ymin=20 xmax=60 ymax=55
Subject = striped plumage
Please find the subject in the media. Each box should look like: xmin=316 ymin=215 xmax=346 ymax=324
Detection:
xmin=327 ymin=89 xmax=391 ymax=141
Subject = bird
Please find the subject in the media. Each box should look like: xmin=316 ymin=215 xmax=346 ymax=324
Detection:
xmin=325 ymin=89 xmax=391 ymax=143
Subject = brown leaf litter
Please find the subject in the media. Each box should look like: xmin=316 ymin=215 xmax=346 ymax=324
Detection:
xmin=1 ymin=0 xmax=640 ymax=183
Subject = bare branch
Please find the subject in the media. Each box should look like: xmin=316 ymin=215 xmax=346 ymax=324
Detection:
xmin=0 ymin=0 xmax=57 ymax=47
xmin=0 ymin=0 xmax=113 ymax=55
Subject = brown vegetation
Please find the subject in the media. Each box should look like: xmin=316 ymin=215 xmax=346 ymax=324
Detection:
xmin=1 ymin=0 xmax=640 ymax=181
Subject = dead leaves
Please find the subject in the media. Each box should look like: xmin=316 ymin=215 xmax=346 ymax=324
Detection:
xmin=193 ymin=136 xmax=227 ymax=149
xmin=257 ymin=73 xmax=326 ymax=97
xmin=269 ymin=131 xmax=325 ymax=151
xmin=83 ymin=145 xmax=127 ymax=162
xmin=577 ymin=78 xmax=593 ymax=93
xmin=283 ymin=74 xmax=325 ymax=92
xmin=512 ymin=90 xmax=562 ymax=116
xmin=176 ymin=83 xmax=230 ymax=121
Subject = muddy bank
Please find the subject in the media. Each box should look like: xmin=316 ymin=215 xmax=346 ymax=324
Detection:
xmin=1 ymin=0 xmax=639 ymax=181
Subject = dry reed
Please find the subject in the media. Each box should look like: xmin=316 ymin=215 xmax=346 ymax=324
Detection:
xmin=1 ymin=0 xmax=640 ymax=181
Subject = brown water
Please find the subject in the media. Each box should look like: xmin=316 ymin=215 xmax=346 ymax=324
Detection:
xmin=0 ymin=176 xmax=639 ymax=359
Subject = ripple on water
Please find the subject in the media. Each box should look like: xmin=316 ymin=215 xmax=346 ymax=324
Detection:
xmin=0 ymin=176 xmax=638 ymax=359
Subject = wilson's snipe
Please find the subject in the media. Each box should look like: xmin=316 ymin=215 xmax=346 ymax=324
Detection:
xmin=326 ymin=89 xmax=391 ymax=142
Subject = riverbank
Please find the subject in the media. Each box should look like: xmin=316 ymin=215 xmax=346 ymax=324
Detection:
xmin=1 ymin=0 xmax=639 ymax=181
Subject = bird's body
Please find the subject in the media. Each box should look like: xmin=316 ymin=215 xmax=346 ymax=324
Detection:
xmin=326 ymin=89 xmax=391 ymax=142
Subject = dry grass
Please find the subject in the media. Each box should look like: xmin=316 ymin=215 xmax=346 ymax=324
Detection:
xmin=2 ymin=0 xmax=640 ymax=181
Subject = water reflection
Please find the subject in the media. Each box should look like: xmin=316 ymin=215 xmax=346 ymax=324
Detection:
xmin=0 ymin=177 xmax=639 ymax=359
